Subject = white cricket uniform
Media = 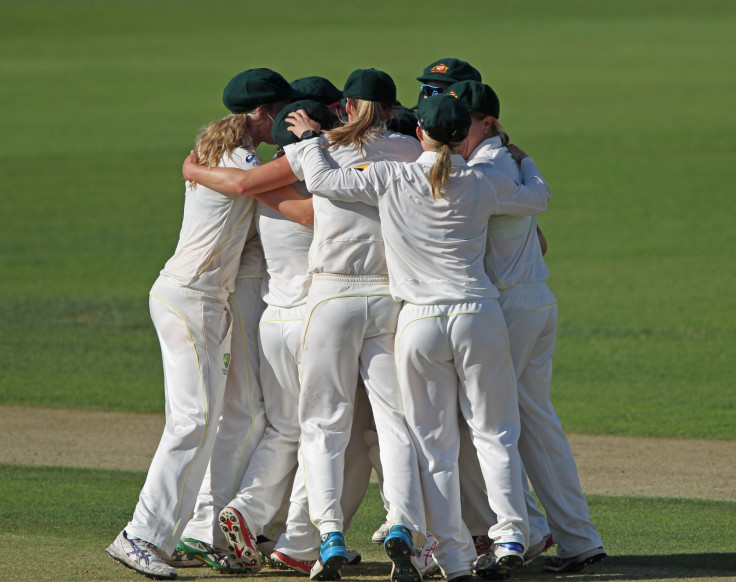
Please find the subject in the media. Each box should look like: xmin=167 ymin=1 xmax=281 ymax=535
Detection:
xmin=126 ymin=147 xmax=264 ymax=556
xmin=467 ymin=137 xmax=603 ymax=558
xmin=296 ymin=140 xmax=550 ymax=576
xmin=181 ymin=223 xmax=268 ymax=547
xmin=457 ymin=137 xmax=550 ymax=547
xmin=284 ymin=132 xmax=428 ymax=545
xmin=224 ymin=186 xmax=313 ymax=537
xmin=273 ymin=384 xmax=376 ymax=561
xmin=219 ymin=182 xmax=376 ymax=554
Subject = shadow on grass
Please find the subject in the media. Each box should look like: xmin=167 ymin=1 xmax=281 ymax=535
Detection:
xmin=514 ymin=553 xmax=736 ymax=581
xmin=172 ymin=555 xmax=736 ymax=581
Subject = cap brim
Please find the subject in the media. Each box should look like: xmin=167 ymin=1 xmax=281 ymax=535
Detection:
xmin=417 ymin=74 xmax=458 ymax=84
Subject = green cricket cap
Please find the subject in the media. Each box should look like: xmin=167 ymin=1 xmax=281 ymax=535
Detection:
xmin=417 ymin=58 xmax=482 ymax=84
xmin=222 ymin=68 xmax=297 ymax=114
xmin=446 ymin=80 xmax=500 ymax=119
xmin=416 ymin=94 xmax=471 ymax=144
xmin=271 ymin=100 xmax=339 ymax=148
xmin=343 ymin=68 xmax=396 ymax=103
xmin=290 ymin=76 xmax=343 ymax=106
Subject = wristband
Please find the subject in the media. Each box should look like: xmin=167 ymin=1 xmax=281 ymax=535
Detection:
xmin=300 ymin=129 xmax=320 ymax=140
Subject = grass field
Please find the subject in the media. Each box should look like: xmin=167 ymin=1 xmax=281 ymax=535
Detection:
xmin=1 ymin=0 xmax=735 ymax=580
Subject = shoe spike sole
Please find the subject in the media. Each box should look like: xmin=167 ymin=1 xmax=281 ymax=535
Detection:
xmin=311 ymin=555 xmax=349 ymax=581
xmin=385 ymin=537 xmax=421 ymax=582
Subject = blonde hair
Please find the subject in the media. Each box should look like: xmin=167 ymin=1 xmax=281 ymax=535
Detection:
xmin=325 ymin=98 xmax=392 ymax=152
xmin=195 ymin=112 xmax=257 ymax=168
xmin=424 ymin=133 xmax=464 ymax=200
xmin=471 ymin=111 xmax=509 ymax=146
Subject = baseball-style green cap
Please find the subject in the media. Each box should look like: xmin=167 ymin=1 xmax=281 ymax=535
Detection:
xmin=417 ymin=58 xmax=482 ymax=84
xmin=290 ymin=76 xmax=343 ymax=106
xmin=222 ymin=68 xmax=297 ymax=114
xmin=343 ymin=68 xmax=396 ymax=103
xmin=446 ymin=80 xmax=500 ymax=119
xmin=416 ymin=94 xmax=471 ymax=144
xmin=271 ymin=100 xmax=339 ymax=148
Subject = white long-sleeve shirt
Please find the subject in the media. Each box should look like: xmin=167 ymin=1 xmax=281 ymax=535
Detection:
xmin=468 ymin=137 xmax=550 ymax=289
xmin=293 ymin=140 xmax=550 ymax=305
xmin=284 ymin=131 xmax=422 ymax=277
xmin=160 ymin=147 xmax=260 ymax=296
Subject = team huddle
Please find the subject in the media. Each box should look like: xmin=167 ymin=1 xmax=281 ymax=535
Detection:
xmin=105 ymin=58 xmax=606 ymax=582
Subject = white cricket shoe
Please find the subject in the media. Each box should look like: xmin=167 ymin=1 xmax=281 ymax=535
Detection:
xmin=372 ymin=520 xmax=391 ymax=544
xmin=416 ymin=532 xmax=441 ymax=577
xmin=106 ymin=530 xmax=177 ymax=580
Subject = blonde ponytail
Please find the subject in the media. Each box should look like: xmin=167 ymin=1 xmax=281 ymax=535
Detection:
xmin=429 ymin=143 xmax=452 ymax=200
xmin=423 ymin=134 xmax=464 ymax=200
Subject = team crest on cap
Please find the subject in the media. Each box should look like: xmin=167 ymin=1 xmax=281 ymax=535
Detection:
xmin=448 ymin=90 xmax=459 ymax=98
xmin=430 ymin=63 xmax=450 ymax=74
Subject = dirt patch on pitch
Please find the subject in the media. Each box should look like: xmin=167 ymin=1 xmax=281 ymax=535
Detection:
xmin=1 ymin=406 xmax=734 ymax=502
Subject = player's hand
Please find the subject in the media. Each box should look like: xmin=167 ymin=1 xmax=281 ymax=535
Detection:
xmin=507 ymin=144 xmax=529 ymax=163
xmin=286 ymin=109 xmax=321 ymax=137
xmin=182 ymin=150 xmax=201 ymax=180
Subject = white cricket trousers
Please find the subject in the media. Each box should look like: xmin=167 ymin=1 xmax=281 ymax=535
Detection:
xmin=273 ymin=386 xmax=376 ymax=560
xmin=299 ymin=274 xmax=425 ymax=542
xmin=127 ymin=276 xmax=233 ymax=556
xmin=458 ymin=422 xmax=551 ymax=546
xmin=181 ymin=274 xmax=267 ymax=547
xmin=226 ymin=304 xmax=306 ymax=535
xmin=395 ymin=299 xmax=528 ymax=577
xmin=500 ymin=283 xmax=602 ymax=558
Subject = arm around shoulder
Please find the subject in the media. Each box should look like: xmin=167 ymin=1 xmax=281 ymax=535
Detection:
xmin=182 ymin=150 xmax=298 ymax=196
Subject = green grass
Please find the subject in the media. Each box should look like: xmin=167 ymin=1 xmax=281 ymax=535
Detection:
xmin=2 ymin=0 xmax=735 ymax=437
xmin=1 ymin=467 xmax=734 ymax=582
xmin=2 ymin=3 xmax=734 ymax=581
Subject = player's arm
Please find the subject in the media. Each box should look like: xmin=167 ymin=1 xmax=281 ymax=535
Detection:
xmin=482 ymin=144 xmax=551 ymax=216
xmin=182 ymin=151 xmax=298 ymax=196
xmin=537 ymin=225 xmax=548 ymax=255
xmin=253 ymin=186 xmax=314 ymax=226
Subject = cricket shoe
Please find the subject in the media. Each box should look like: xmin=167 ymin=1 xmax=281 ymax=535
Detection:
xmin=523 ymin=534 xmax=554 ymax=566
xmin=372 ymin=520 xmax=391 ymax=544
xmin=473 ymin=542 xmax=524 ymax=580
xmin=106 ymin=530 xmax=177 ymax=580
xmin=384 ymin=525 xmax=422 ymax=582
xmin=257 ymin=536 xmax=278 ymax=569
xmin=218 ymin=506 xmax=262 ymax=573
xmin=473 ymin=534 xmax=492 ymax=556
xmin=542 ymin=546 xmax=607 ymax=573
xmin=271 ymin=549 xmax=316 ymax=575
xmin=472 ymin=553 xmax=511 ymax=581
xmin=310 ymin=531 xmax=349 ymax=580
xmin=347 ymin=549 xmax=362 ymax=565
xmin=176 ymin=537 xmax=249 ymax=573
xmin=162 ymin=544 xmax=203 ymax=568
xmin=494 ymin=542 xmax=524 ymax=570
xmin=417 ymin=532 xmax=440 ymax=578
